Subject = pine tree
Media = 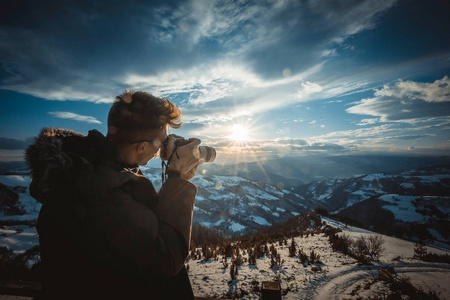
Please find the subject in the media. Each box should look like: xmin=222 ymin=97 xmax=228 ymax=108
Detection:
xmin=270 ymin=253 xmax=276 ymax=268
xmin=224 ymin=243 xmax=233 ymax=258
xmin=232 ymin=247 xmax=243 ymax=266
xmin=270 ymin=244 xmax=277 ymax=257
xmin=230 ymin=262 xmax=238 ymax=280
xmin=298 ymin=248 xmax=308 ymax=265
xmin=276 ymin=253 xmax=284 ymax=268
xmin=248 ymin=247 xmax=257 ymax=266
xmin=309 ymin=250 xmax=320 ymax=264
xmin=255 ymin=243 xmax=263 ymax=258
xmin=222 ymin=255 xmax=229 ymax=269
xmin=289 ymin=237 xmax=296 ymax=257
xmin=202 ymin=244 xmax=212 ymax=262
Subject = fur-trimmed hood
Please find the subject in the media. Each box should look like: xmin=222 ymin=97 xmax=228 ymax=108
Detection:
xmin=25 ymin=127 xmax=136 ymax=203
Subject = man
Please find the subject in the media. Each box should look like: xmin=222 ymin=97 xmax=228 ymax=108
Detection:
xmin=26 ymin=90 xmax=201 ymax=299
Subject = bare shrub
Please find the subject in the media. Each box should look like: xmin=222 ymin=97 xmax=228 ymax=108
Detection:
xmin=329 ymin=233 xmax=352 ymax=255
xmin=413 ymin=242 xmax=428 ymax=259
xmin=353 ymin=235 xmax=384 ymax=261
xmin=354 ymin=235 xmax=368 ymax=256
xmin=367 ymin=235 xmax=384 ymax=260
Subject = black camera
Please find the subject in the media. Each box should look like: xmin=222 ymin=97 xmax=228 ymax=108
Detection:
xmin=160 ymin=134 xmax=216 ymax=163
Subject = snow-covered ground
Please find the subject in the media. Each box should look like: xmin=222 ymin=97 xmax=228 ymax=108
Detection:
xmin=2 ymin=173 xmax=450 ymax=299
xmin=0 ymin=225 xmax=39 ymax=254
xmin=0 ymin=175 xmax=41 ymax=220
xmin=0 ymin=175 xmax=31 ymax=187
xmin=1 ymin=210 xmax=450 ymax=298
xmin=188 ymin=218 xmax=450 ymax=299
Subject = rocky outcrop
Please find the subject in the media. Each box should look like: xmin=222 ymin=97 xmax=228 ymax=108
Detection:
xmin=0 ymin=182 xmax=26 ymax=215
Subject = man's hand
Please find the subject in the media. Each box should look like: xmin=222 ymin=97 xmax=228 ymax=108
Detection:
xmin=182 ymin=163 xmax=201 ymax=180
xmin=165 ymin=136 xmax=203 ymax=180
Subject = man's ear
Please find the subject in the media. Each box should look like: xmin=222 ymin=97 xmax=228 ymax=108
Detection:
xmin=136 ymin=142 xmax=146 ymax=154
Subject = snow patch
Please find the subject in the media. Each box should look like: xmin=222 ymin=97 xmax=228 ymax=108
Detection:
xmin=250 ymin=216 xmax=271 ymax=226
xmin=400 ymin=182 xmax=415 ymax=189
xmin=380 ymin=194 xmax=424 ymax=223
xmin=229 ymin=221 xmax=246 ymax=232
xmin=0 ymin=175 xmax=32 ymax=187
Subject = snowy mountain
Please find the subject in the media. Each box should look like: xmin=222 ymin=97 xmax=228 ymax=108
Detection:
xmin=141 ymin=167 xmax=312 ymax=236
xmin=141 ymin=165 xmax=450 ymax=245
xmin=203 ymin=155 xmax=450 ymax=185
xmin=1 ymin=163 xmax=449 ymax=245
xmin=3 ymin=154 xmax=449 ymax=187
xmin=292 ymin=166 xmax=450 ymax=247
xmin=0 ymin=161 xmax=29 ymax=175
xmin=293 ymin=167 xmax=450 ymax=212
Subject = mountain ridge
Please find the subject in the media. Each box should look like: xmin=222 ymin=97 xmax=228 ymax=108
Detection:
xmin=1 ymin=158 xmax=449 ymax=247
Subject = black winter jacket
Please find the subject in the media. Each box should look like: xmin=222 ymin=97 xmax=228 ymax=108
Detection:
xmin=25 ymin=127 xmax=197 ymax=299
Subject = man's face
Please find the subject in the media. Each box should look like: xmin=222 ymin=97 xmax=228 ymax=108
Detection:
xmin=137 ymin=126 xmax=168 ymax=165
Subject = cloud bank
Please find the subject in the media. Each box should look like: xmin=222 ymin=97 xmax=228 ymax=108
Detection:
xmin=347 ymin=76 xmax=450 ymax=122
xmin=0 ymin=137 xmax=34 ymax=150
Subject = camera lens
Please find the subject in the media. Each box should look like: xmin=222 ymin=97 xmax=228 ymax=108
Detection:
xmin=199 ymin=146 xmax=216 ymax=163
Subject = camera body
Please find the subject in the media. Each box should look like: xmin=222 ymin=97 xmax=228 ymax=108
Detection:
xmin=160 ymin=134 xmax=216 ymax=163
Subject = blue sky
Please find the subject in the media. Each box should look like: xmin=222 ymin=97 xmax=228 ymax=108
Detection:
xmin=0 ymin=0 xmax=449 ymax=164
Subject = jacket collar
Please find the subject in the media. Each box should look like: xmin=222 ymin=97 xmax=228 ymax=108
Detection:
xmin=25 ymin=127 xmax=141 ymax=203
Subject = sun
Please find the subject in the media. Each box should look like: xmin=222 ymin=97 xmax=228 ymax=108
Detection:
xmin=229 ymin=125 xmax=248 ymax=142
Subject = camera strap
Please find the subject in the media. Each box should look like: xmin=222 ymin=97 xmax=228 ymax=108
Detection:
xmin=161 ymin=144 xmax=180 ymax=183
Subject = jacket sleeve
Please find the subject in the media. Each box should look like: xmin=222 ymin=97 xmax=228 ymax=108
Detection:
xmin=156 ymin=177 xmax=197 ymax=256
xmin=87 ymin=176 xmax=197 ymax=278
xmin=154 ymin=178 xmax=197 ymax=275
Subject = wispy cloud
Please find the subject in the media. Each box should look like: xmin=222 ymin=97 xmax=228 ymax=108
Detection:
xmin=48 ymin=112 xmax=101 ymax=124
xmin=357 ymin=118 xmax=380 ymax=126
xmin=124 ymin=61 xmax=327 ymax=123
xmin=319 ymin=124 xmax=398 ymax=140
xmin=347 ymin=76 xmax=450 ymax=122
xmin=0 ymin=0 xmax=396 ymax=107
xmin=385 ymin=134 xmax=435 ymax=140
